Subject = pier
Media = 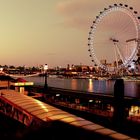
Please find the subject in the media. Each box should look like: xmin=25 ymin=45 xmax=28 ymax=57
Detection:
xmin=0 ymin=89 xmax=137 ymax=140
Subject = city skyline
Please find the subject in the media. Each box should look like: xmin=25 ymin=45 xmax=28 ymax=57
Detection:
xmin=0 ymin=0 xmax=139 ymax=68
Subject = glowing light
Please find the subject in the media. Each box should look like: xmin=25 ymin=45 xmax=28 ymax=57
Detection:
xmin=35 ymin=100 xmax=48 ymax=112
xmin=131 ymin=63 xmax=135 ymax=69
xmin=0 ymin=67 xmax=3 ymax=73
xmin=56 ymin=94 xmax=60 ymax=97
xmin=89 ymin=99 xmax=93 ymax=103
xmin=14 ymin=82 xmax=34 ymax=86
xmin=44 ymin=64 xmax=48 ymax=71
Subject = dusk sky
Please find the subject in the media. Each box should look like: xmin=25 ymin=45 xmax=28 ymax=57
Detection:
xmin=0 ymin=0 xmax=139 ymax=68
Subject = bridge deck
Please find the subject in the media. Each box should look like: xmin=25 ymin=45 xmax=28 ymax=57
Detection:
xmin=0 ymin=89 xmax=136 ymax=140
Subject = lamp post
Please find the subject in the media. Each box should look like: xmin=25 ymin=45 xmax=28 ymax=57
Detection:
xmin=44 ymin=64 xmax=48 ymax=90
xmin=0 ymin=67 xmax=3 ymax=73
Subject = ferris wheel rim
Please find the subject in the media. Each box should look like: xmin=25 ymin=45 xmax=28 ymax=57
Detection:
xmin=88 ymin=3 xmax=140 ymax=70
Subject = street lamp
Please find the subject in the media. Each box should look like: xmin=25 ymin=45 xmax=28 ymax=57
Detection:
xmin=0 ymin=67 xmax=3 ymax=73
xmin=88 ymin=99 xmax=93 ymax=109
xmin=44 ymin=64 xmax=48 ymax=89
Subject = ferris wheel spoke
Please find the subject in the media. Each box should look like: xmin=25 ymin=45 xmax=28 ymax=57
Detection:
xmin=115 ymin=22 xmax=133 ymax=39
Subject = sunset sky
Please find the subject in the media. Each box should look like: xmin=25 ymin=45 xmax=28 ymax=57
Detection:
xmin=0 ymin=0 xmax=139 ymax=68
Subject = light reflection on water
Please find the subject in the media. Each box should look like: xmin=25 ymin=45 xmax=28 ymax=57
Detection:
xmin=71 ymin=79 xmax=78 ymax=90
xmin=25 ymin=76 xmax=140 ymax=98
xmin=88 ymin=79 xmax=93 ymax=92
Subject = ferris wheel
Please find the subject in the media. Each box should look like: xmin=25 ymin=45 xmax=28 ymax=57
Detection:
xmin=88 ymin=3 xmax=140 ymax=72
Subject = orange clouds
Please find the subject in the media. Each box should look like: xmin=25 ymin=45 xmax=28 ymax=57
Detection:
xmin=55 ymin=0 xmax=140 ymax=31
xmin=55 ymin=0 xmax=100 ymax=30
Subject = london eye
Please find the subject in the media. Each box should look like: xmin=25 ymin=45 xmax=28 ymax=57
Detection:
xmin=88 ymin=3 xmax=140 ymax=73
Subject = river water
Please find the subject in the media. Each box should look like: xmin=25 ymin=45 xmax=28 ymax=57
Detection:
xmin=24 ymin=76 xmax=140 ymax=98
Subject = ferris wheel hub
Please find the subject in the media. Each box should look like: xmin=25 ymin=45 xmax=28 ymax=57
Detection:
xmin=110 ymin=38 xmax=119 ymax=43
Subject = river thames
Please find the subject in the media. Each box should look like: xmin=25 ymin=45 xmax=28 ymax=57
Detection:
xmin=24 ymin=76 xmax=140 ymax=98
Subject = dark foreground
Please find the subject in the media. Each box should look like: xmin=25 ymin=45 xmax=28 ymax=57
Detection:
xmin=0 ymin=113 xmax=118 ymax=140
xmin=47 ymin=102 xmax=140 ymax=140
xmin=1 ymin=109 xmax=140 ymax=140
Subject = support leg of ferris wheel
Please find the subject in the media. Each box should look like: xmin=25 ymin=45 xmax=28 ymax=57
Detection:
xmin=113 ymin=43 xmax=119 ymax=72
xmin=115 ymin=43 xmax=126 ymax=76
xmin=110 ymin=38 xmax=119 ymax=75
xmin=115 ymin=43 xmax=125 ymax=65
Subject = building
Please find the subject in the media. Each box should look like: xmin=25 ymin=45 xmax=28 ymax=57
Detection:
xmin=10 ymin=78 xmax=34 ymax=95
